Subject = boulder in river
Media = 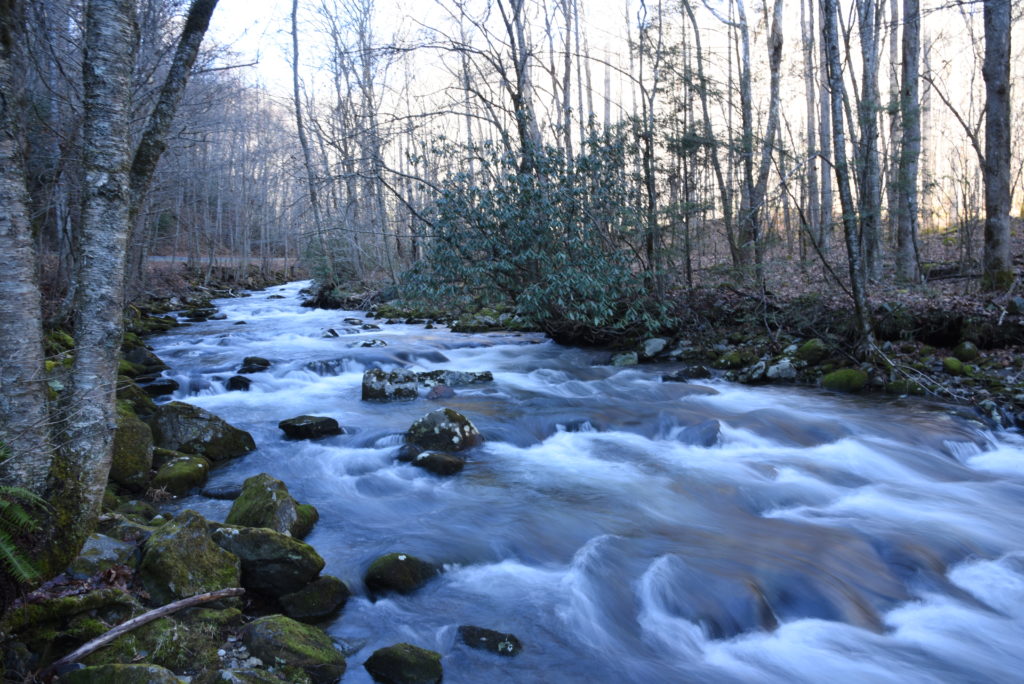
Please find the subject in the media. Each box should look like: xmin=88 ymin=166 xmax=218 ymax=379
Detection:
xmin=364 ymin=553 xmax=439 ymax=596
xmin=211 ymin=525 xmax=325 ymax=597
xmin=678 ymin=419 xmax=721 ymax=448
xmin=611 ymin=351 xmax=638 ymax=367
xmin=140 ymin=377 xmax=179 ymax=397
xmin=278 ymin=415 xmax=343 ymax=439
xmin=225 ymin=375 xmax=251 ymax=391
xmin=457 ymin=625 xmax=522 ymax=657
xmin=138 ymin=510 xmax=240 ymax=606
xmin=147 ymin=401 xmax=255 ymax=463
xmin=662 ymin=365 xmax=712 ymax=382
xmin=110 ymin=401 xmax=154 ymax=493
xmin=149 ymin=454 xmax=210 ymax=496
xmin=410 ymin=451 xmax=465 ymax=476
xmin=363 ymin=643 xmax=441 ymax=684
xmin=226 ymin=472 xmax=317 ymax=538
xmin=416 ymin=369 xmax=493 ymax=387
xmin=116 ymin=376 xmax=157 ymax=416
xmin=238 ymin=356 xmax=271 ymax=374
xmin=405 ymin=408 xmax=482 ymax=452
xmin=241 ymin=615 xmax=346 ymax=684
xmin=362 ymin=368 xmax=418 ymax=401
xmin=426 ymin=384 xmax=455 ymax=400
xmin=279 ymin=575 xmax=351 ymax=622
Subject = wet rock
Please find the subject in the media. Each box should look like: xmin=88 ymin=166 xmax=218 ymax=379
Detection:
xmin=360 ymin=339 xmax=388 ymax=348
xmin=115 ymin=499 xmax=157 ymax=520
xmin=139 ymin=510 xmax=240 ymax=605
xmin=362 ymin=323 xmax=382 ymax=331
xmin=416 ymin=370 xmax=493 ymax=387
xmin=141 ymin=377 xmax=179 ymax=397
xmin=405 ymin=408 xmax=482 ymax=452
xmin=795 ymin=337 xmax=828 ymax=364
xmin=60 ymin=664 xmax=180 ymax=684
xmin=111 ymin=402 xmax=154 ymax=493
xmin=344 ymin=317 xmax=363 ymax=325
xmin=364 ymin=553 xmax=439 ymax=596
xmin=943 ymin=357 xmax=965 ymax=376
xmin=241 ymin=615 xmax=346 ymax=684
xmin=1007 ymin=296 xmax=1024 ymax=315
xmin=642 ymin=338 xmax=668 ymax=358
xmin=611 ymin=351 xmax=638 ymax=367
xmin=363 ymin=643 xmax=442 ymax=684
xmin=185 ymin=307 xmax=216 ymax=321
xmin=323 ymin=328 xmax=340 ymax=338
xmin=410 ymin=451 xmax=465 ymax=476
xmin=279 ymin=575 xmax=351 ymax=622
xmin=426 ymin=385 xmax=455 ymax=400
xmin=150 ymin=454 xmax=211 ymax=496
xmin=226 ymin=473 xmax=317 ymax=538
xmin=147 ymin=401 xmax=255 ymax=463
xmin=457 ymin=625 xmax=522 ymax=657
xmin=766 ymin=358 xmax=797 ymax=380
xmin=268 ymin=294 xmax=286 ymax=299
xmin=662 ymin=365 xmax=712 ymax=382
xmin=279 ymin=415 xmax=343 ymax=439
xmin=821 ymin=368 xmax=868 ymax=393
xmin=116 ymin=376 xmax=157 ymax=416
xmin=362 ymin=368 xmax=418 ymax=401
xmin=225 ymin=375 xmax=252 ymax=391
xmin=202 ymin=483 xmax=244 ymax=500
xmin=395 ymin=444 xmax=423 ymax=462
xmin=68 ymin=533 xmax=138 ymax=579
xmin=238 ymin=356 xmax=271 ymax=374
xmin=211 ymin=525 xmax=324 ymax=596
xmin=953 ymin=341 xmax=979 ymax=362
xmin=679 ymin=419 xmax=721 ymax=448
xmin=124 ymin=346 xmax=170 ymax=375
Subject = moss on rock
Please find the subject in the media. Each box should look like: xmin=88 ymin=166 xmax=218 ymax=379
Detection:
xmin=364 ymin=553 xmax=439 ymax=597
xmin=60 ymin=664 xmax=181 ymax=684
xmin=150 ymin=454 xmax=211 ymax=496
xmin=821 ymin=368 xmax=868 ymax=393
xmin=147 ymin=401 xmax=255 ymax=463
xmin=795 ymin=338 xmax=828 ymax=364
xmin=279 ymin=576 xmax=351 ymax=623
xmin=363 ymin=643 xmax=442 ymax=684
xmin=226 ymin=473 xmax=314 ymax=537
xmin=211 ymin=525 xmax=324 ymax=597
xmin=241 ymin=615 xmax=346 ymax=684
xmin=405 ymin=408 xmax=482 ymax=452
xmin=943 ymin=357 xmax=965 ymax=376
xmin=110 ymin=401 xmax=154 ymax=493
xmin=116 ymin=376 xmax=157 ymax=417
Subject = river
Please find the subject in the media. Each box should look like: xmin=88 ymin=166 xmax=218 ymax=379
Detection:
xmin=148 ymin=280 xmax=1024 ymax=684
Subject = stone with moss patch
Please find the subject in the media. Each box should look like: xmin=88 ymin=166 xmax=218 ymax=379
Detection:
xmin=795 ymin=338 xmax=828 ymax=364
xmin=821 ymin=368 xmax=868 ymax=393
xmin=116 ymin=376 xmax=157 ymax=417
xmin=110 ymin=402 xmax=154 ymax=493
xmin=225 ymin=473 xmax=317 ymax=538
xmin=211 ymin=525 xmax=324 ymax=597
xmin=60 ymin=664 xmax=181 ymax=684
xmin=364 ymin=553 xmax=439 ymax=597
xmin=150 ymin=454 xmax=211 ymax=496
xmin=457 ymin=625 xmax=522 ymax=657
xmin=241 ymin=614 xmax=346 ymax=684
xmin=68 ymin=533 xmax=138 ymax=579
xmin=139 ymin=510 xmax=240 ymax=606
xmin=84 ymin=615 xmax=221 ymax=674
xmin=362 ymin=368 xmax=418 ymax=401
xmin=405 ymin=408 xmax=482 ymax=452
xmin=0 ymin=588 xmax=140 ymax=656
xmin=953 ymin=341 xmax=979 ymax=362
xmin=943 ymin=357 xmax=965 ymax=376
xmin=363 ymin=643 xmax=442 ymax=684
xmin=147 ymin=401 xmax=255 ymax=463
xmin=279 ymin=575 xmax=351 ymax=622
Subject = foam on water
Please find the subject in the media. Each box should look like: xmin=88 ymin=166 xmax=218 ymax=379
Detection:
xmin=149 ymin=281 xmax=1024 ymax=683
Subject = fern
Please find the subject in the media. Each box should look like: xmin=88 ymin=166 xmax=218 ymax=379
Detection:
xmin=0 ymin=444 xmax=48 ymax=583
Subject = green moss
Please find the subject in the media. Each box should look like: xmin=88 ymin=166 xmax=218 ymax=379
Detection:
xmin=84 ymin=615 xmax=221 ymax=674
xmin=118 ymin=358 xmax=145 ymax=377
xmin=714 ymin=350 xmax=750 ymax=370
xmin=110 ymin=402 xmax=154 ymax=493
xmin=953 ymin=341 xmax=979 ymax=362
xmin=363 ymin=643 xmax=442 ymax=684
xmin=116 ymin=376 xmax=157 ymax=416
xmin=795 ymin=338 xmax=828 ymax=364
xmin=150 ymin=455 xmax=211 ymax=496
xmin=102 ymin=486 xmax=123 ymax=513
xmin=943 ymin=357 xmax=965 ymax=376
xmin=886 ymin=380 xmax=925 ymax=396
xmin=294 ymin=504 xmax=319 ymax=540
xmin=61 ymin=664 xmax=181 ymax=684
xmin=821 ymin=368 xmax=868 ymax=393
xmin=241 ymin=615 xmax=346 ymax=684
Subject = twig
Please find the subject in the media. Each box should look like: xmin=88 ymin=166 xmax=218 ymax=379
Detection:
xmin=39 ymin=587 xmax=244 ymax=680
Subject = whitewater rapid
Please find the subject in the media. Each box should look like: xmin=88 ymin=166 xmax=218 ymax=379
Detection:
xmin=149 ymin=280 xmax=1024 ymax=684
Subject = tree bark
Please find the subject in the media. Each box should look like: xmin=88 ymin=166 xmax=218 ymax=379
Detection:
xmin=982 ymin=0 xmax=1012 ymax=291
xmin=0 ymin=0 xmax=51 ymax=494
xmin=856 ymin=0 xmax=883 ymax=281
xmin=895 ymin=0 xmax=921 ymax=283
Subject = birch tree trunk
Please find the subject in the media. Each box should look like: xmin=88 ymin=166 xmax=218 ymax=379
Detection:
xmin=0 ymin=0 xmax=51 ymax=494
xmin=801 ymin=0 xmax=820 ymax=259
xmin=856 ymin=0 xmax=883 ymax=281
xmin=982 ymin=0 xmax=1012 ymax=291
xmin=895 ymin=0 xmax=921 ymax=282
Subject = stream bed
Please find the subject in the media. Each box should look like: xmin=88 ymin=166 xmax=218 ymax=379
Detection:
xmin=149 ymin=280 xmax=1024 ymax=683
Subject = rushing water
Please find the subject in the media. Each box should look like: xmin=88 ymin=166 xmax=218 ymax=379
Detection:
xmin=149 ymin=281 xmax=1024 ymax=684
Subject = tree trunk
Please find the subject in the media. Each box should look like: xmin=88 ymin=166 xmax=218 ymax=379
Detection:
xmin=982 ymin=0 xmax=1012 ymax=291
xmin=895 ymin=0 xmax=921 ymax=282
xmin=0 ymin=0 xmax=51 ymax=494
xmin=823 ymin=0 xmax=874 ymax=349
xmin=856 ymin=0 xmax=883 ymax=281
xmin=801 ymin=0 xmax=820 ymax=260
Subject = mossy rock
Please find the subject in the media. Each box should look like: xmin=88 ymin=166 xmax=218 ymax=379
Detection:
xmin=179 ymin=606 xmax=244 ymax=629
xmin=152 ymin=446 xmax=188 ymax=469
xmin=226 ymin=473 xmax=316 ymax=538
xmin=943 ymin=357 xmax=965 ymax=376
xmin=362 ymin=368 xmax=418 ymax=402
xmin=363 ymin=643 xmax=442 ymax=684
xmin=278 ymin=415 xmax=343 ymax=440
xmin=279 ymin=575 xmax=351 ymax=623
xmin=211 ymin=525 xmax=324 ymax=597
xmin=886 ymin=379 xmax=926 ymax=396
xmin=410 ymin=451 xmax=464 ymax=476
xmin=116 ymin=499 xmax=158 ymax=519
xmin=60 ymin=664 xmax=181 ymax=684
xmin=0 ymin=588 xmax=140 ymax=656
xmin=138 ymin=510 xmax=241 ymax=606
xmin=405 ymin=408 xmax=482 ymax=452
xmin=116 ymin=376 xmax=157 ymax=417
xmin=67 ymin=533 xmax=139 ymax=578
xmin=118 ymin=358 xmax=147 ymax=378
xmin=953 ymin=341 xmax=980 ymax=362
xmin=364 ymin=553 xmax=439 ymax=597
xmin=150 ymin=454 xmax=211 ymax=496
xmin=457 ymin=625 xmax=522 ymax=657
xmin=147 ymin=401 xmax=255 ymax=463
xmin=241 ymin=615 xmax=346 ymax=684
xmin=714 ymin=350 xmax=749 ymax=370
xmin=83 ymin=615 xmax=221 ymax=674
xmin=795 ymin=338 xmax=828 ymax=364
xmin=110 ymin=402 xmax=154 ymax=493
xmin=821 ymin=368 xmax=868 ymax=393
xmin=97 ymin=514 xmax=156 ymax=544
xmin=102 ymin=486 xmax=123 ymax=513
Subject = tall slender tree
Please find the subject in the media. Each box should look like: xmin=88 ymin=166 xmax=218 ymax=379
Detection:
xmin=982 ymin=0 xmax=1012 ymax=291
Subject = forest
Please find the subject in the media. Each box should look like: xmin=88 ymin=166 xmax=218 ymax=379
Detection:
xmin=0 ymin=0 xmax=1021 ymax=682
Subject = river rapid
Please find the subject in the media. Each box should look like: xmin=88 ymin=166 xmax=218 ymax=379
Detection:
xmin=148 ymin=280 xmax=1024 ymax=684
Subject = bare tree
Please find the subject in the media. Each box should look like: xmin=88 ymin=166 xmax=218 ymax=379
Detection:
xmin=895 ymin=0 xmax=921 ymax=282
xmin=982 ymin=0 xmax=1012 ymax=291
